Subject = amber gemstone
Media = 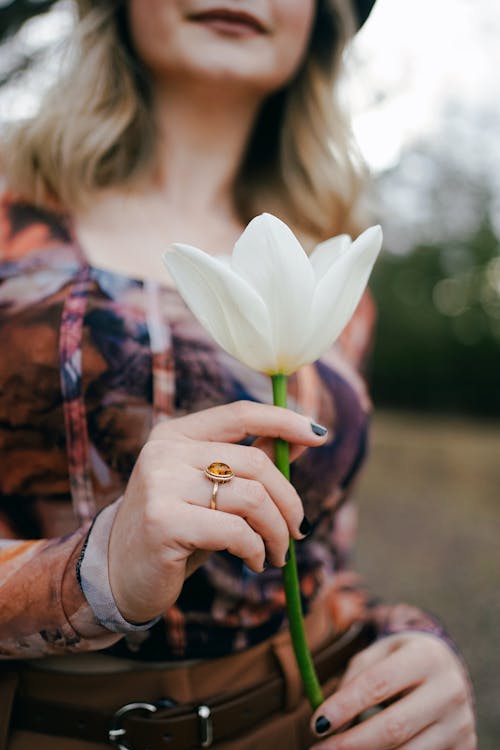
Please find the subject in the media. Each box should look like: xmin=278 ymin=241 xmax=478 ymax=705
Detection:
xmin=205 ymin=462 xmax=234 ymax=481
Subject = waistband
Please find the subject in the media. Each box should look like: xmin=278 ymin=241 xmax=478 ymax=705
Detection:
xmin=21 ymin=580 xmax=345 ymax=703
xmin=12 ymin=621 xmax=374 ymax=750
xmin=9 ymin=584 xmax=376 ymax=749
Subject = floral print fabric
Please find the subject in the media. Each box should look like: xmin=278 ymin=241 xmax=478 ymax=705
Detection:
xmin=0 ymin=193 xmax=452 ymax=660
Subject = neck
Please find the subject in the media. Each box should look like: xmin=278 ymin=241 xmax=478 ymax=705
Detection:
xmin=151 ymin=80 xmax=263 ymax=221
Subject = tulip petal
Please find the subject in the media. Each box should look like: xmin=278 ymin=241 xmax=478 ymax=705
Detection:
xmin=231 ymin=213 xmax=315 ymax=371
xmin=309 ymin=234 xmax=351 ymax=281
xmin=298 ymin=225 xmax=383 ymax=364
xmin=163 ymin=244 xmax=277 ymax=372
xmin=214 ymin=255 xmax=233 ymax=267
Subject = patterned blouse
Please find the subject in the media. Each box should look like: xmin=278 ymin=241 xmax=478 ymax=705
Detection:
xmin=0 ymin=193 xmax=452 ymax=661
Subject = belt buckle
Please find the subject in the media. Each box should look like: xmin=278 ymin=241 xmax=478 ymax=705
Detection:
xmin=109 ymin=700 xmax=171 ymax=750
xmin=197 ymin=704 xmax=213 ymax=748
xmin=108 ymin=698 xmax=213 ymax=750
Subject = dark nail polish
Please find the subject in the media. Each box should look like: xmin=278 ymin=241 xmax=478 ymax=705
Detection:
xmin=299 ymin=516 xmax=311 ymax=536
xmin=315 ymin=716 xmax=331 ymax=735
xmin=311 ymin=421 xmax=328 ymax=436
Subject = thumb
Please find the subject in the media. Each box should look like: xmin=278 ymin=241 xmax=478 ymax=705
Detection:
xmin=185 ymin=549 xmax=212 ymax=578
xmin=252 ymin=435 xmax=311 ymax=463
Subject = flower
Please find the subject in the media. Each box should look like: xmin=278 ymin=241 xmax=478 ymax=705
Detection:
xmin=162 ymin=213 xmax=382 ymax=375
xmin=162 ymin=212 xmax=383 ymax=709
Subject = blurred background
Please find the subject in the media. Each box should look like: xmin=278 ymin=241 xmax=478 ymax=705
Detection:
xmin=350 ymin=3 xmax=500 ymax=746
xmin=0 ymin=0 xmax=498 ymax=745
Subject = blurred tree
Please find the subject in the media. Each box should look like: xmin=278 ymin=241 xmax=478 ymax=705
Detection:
xmin=369 ymin=103 xmax=500 ymax=417
xmin=370 ymin=207 xmax=500 ymax=416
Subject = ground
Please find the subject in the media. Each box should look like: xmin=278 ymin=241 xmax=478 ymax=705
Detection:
xmin=354 ymin=410 xmax=500 ymax=748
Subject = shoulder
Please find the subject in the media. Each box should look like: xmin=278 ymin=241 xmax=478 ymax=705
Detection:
xmin=0 ymin=188 xmax=71 ymax=264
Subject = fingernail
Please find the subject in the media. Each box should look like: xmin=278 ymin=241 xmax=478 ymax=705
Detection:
xmin=311 ymin=421 xmax=328 ymax=436
xmin=299 ymin=516 xmax=311 ymax=536
xmin=314 ymin=715 xmax=331 ymax=735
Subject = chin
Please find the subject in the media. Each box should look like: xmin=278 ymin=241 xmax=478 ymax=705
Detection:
xmin=194 ymin=63 xmax=284 ymax=92
xmin=175 ymin=39 xmax=293 ymax=94
xmin=129 ymin=0 xmax=314 ymax=97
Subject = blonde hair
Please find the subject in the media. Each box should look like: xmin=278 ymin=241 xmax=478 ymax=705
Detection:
xmin=2 ymin=0 xmax=367 ymax=242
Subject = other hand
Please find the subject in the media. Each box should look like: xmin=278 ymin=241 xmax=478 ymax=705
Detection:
xmin=310 ymin=631 xmax=476 ymax=750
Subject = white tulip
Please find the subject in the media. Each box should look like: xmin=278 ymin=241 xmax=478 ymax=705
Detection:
xmin=162 ymin=213 xmax=382 ymax=375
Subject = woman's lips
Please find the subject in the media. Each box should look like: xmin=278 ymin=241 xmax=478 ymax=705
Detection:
xmin=188 ymin=8 xmax=267 ymax=36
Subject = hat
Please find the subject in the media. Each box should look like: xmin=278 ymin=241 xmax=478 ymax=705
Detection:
xmin=353 ymin=0 xmax=377 ymax=29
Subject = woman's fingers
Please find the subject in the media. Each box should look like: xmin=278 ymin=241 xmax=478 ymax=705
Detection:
xmin=311 ymin=685 xmax=439 ymax=750
xmin=108 ymin=491 xmax=265 ymax=622
xmin=151 ymin=399 xmax=328 ymax=448
xmin=389 ymin=724 xmax=449 ymax=750
xmin=339 ymin=635 xmax=402 ymax=687
xmin=181 ymin=467 xmax=290 ymax=566
xmin=252 ymin=435 xmax=313 ymax=464
xmin=311 ymin=675 xmax=476 ymax=750
xmin=310 ymin=635 xmax=476 ymax=750
xmin=379 ymin=718 xmax=475 ymax=750
xmin=311 ymin=639 xmax=427 ymax=735
xmin=177 ymin=505 xmax=267 ymax=573
xmin=189 ymin=440 xmax=308 ymax=539
xmin=110 ymin=400 xmax=327 ymax=622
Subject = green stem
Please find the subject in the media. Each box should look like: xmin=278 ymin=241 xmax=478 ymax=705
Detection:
xmin=271 ymin=373 xmax=324 ymax=710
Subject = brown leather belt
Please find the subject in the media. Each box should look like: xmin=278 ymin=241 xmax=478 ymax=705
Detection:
xmin=12 ymin=622 xmax=374 ymax=749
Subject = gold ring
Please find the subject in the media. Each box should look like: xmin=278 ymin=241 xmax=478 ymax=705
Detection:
xmin=205 ymin=462 xmax=234 ymax=511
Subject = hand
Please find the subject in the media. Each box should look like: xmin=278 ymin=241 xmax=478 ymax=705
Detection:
xmin=310 ymin=631 xmax=476 ymax=750
xmin=108 ymin=400 xmax=328 ymax=623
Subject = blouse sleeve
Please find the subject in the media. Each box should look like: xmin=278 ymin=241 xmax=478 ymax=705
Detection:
xmin=0 ymin=194 xmax=146 ymax=657
xmin=77 ymin=498 xmax=161 ymax=634
xmin=0 ymin=522 xmax=123 ymax=658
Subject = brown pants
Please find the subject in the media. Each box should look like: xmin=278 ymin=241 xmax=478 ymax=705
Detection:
xmin=2 ymin=591 xmax=369 ymax=750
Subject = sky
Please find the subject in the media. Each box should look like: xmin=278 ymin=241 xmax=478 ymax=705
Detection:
xmin=344 ymin=0 xmax=500 ymax=249
xmin=347 ymin=0 xmax=500 ymax=175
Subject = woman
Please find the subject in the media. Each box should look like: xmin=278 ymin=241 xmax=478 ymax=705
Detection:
xmin=0 ymin=1 xmax=476 ymax=748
